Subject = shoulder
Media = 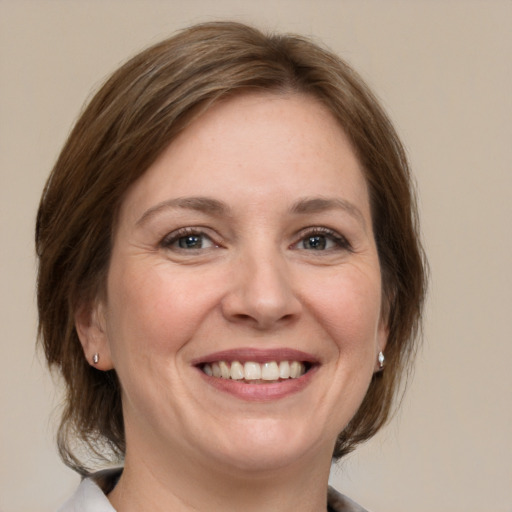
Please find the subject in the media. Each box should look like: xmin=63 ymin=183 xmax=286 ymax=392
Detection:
xmin=57 ymin=469 xmax=121 ymax=512
xmin=327 ymin=486 xmax=371 ymax=512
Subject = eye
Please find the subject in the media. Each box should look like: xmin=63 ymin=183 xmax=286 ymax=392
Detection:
xmin=161 ymin=228 xmax=218 ymax=251
xmin=293 ymin=228 xmax=352 ymax=252
xmin=302 ymin=234 xmax=332 ymax=250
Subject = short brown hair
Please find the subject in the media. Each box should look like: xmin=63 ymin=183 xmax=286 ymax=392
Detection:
xmin=36 ymin=21 xmax=427 ymax=474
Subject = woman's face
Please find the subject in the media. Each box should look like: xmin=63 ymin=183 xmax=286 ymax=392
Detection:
xmin=82 ymin=92 xmax=387 ymax=474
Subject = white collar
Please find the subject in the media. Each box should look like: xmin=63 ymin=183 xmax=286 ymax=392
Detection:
xmin=58 ymin=477 xmax=116 ymax=512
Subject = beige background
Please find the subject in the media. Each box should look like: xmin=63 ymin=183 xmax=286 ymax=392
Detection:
xmin=1 ymin=1 xmax=511 ymax=511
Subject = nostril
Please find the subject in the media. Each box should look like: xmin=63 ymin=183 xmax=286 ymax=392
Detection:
xmin=232 ymin=313 xmax=256 ymax=323
xmin=235 ymin=313 xmax=252 ymax=320
xmin=230 ymin=311 xmax=298 ymax=330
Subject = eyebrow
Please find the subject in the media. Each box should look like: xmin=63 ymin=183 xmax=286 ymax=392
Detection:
xmin=136 ymin=195 xmax=366 ymax=228
xmin=136 ymin=196 xmax=230 ymax=226
xmin=290 ymin=197 xmax=366 ymax=228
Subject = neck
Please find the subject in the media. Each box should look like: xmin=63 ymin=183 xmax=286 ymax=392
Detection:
xmin=108 ymin=442 xmax=333 ymax=512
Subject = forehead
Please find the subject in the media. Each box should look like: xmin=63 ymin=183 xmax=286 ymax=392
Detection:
xmin=118 ymin=91 xmax=370 ymax=224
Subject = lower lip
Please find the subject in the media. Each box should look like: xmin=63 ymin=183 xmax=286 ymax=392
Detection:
xmin=196 ymin=366 xmax=318 ymax=402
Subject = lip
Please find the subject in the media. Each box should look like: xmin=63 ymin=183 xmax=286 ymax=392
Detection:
xmin=192 ymin=348 xmax=319 ymax=402
xmin=191 ymin=347 xmax=319 ymax=365
xmin=196 ymin=365 xmax=318 ymax=401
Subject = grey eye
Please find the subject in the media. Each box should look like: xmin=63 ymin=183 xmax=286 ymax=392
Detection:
xmin=162 ymin=230 xmax=217 ymax=250
xmin=178 ymin=235 xmax=205 ymax=249
xmin=293 ymin=228 xmax=352 ymax=252
xmin=302 ymin=235 xmax=328 ymax=250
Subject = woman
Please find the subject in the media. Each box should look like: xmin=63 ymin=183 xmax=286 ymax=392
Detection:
xmin=36 ymin=21 xmax=426 ymax=512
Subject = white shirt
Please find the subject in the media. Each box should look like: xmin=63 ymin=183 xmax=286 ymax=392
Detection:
xmin=57 ymin=478 xmax=115 ymax=512
xmin=57 ymin=473 xmax=367 ymax=512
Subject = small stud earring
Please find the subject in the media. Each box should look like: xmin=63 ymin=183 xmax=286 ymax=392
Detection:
xmin=92 ymin=353 xmax=99 ymax=365
xmin=378 ymin=351 xmax=385 ymax=370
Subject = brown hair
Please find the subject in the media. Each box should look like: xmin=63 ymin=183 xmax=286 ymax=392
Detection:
xmin=36 ymin=21 xmax=427 ymax=474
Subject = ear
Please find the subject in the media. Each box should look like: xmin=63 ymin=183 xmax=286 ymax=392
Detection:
xmin=74 ymin=299 xmax=114 ymax=370
xmin=374 ymin=319 xmax=389 ymax=373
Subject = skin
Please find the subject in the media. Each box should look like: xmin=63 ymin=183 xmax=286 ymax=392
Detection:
xmin=76 ymin=92 xmax=387 ymax=512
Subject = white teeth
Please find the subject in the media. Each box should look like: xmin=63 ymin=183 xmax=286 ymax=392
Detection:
xmin=219 ymin=361 xmax=230 ymax=379
xmin=244 ymin=361 xmax=261 ymax=380
xmin=202 ymin=360 xmax=307 ymax=381
xmin=279 ymin=361 xmax=290 ymax=379
xmin=230 ymin=361 xmax=244 ymax=380
xmin=212 ymin=362 xmax=222 ymax=378
xmin=290 ymin=361 xmax=302 ymax=378
xmin=261 ymin=361 xmax=279 ymax=380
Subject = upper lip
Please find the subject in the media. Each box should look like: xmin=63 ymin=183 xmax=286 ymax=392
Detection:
xmin=191 ymin=348 xmax=319 ymax=365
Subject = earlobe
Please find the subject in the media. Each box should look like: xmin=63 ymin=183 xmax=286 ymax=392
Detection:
xmin=74 ymin=300 xmax=114 ymax=370
xmin=377 ymin=351 xmax=385 ymax=371
xmin=374 ymin=321 xmax=389 ymax=373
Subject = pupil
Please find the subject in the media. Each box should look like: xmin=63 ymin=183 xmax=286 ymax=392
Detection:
xmin=179 ymin=235 xmax=201 ymax=248
xmin=305 ymin=235 xmax=326 ymax=250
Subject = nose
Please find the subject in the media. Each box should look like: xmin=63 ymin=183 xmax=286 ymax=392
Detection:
xmin=220 ymin=251 xmax=302 ymax=330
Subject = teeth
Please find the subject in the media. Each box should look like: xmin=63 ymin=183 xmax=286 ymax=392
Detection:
xmin=279 ymin=361 xmax=290 ymax=379
xmin=230 ymin=361 xmax=244 ymax=380
xmin=261 ymin=361 xmax=279 ymax=380
xmin=202 ymin=360 xmax=307 ymax=381
xmin=219 ymin=361 xmax=230 ymax=379
xmin=212 ymin=362 xmax=221 ymax=378
xmin=290 ymin=361 xmax=302 ymax=378
xmin=244 ymin=361 xmax=261 ymax=380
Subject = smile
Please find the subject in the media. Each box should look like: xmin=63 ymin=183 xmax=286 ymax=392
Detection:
xmin=193 ymin=349 xmax=318 ymax=400
xmin=201 ymin=360 xmax=308 ymax=383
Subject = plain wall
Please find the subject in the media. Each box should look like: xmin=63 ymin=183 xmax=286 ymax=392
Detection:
xmin=1 ymin=1 xmax=511 ymax=511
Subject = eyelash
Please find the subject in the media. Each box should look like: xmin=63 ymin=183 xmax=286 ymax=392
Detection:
xmin=159 ymin=226 xmax=352 ymax=252
xmin=293 ymin=227 xmax=353 ymax=252
xmin=160 ymin=227 xmax=219 ymax=250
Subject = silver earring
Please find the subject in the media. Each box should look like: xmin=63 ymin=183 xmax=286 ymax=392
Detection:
xmin=92 ymin=353 xmax=99 ymax=365
xmin=378 ymin=351 xmax=385 ymax=370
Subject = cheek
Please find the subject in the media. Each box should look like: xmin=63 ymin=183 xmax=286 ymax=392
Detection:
xmin=105 ymin=261 xmax=221 ymax=361
xmin=304 ymin=266 xmax=383 ymax=356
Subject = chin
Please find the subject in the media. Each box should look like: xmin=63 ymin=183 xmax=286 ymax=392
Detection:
xmin=200 ymin=418 xmax=331 ymax=475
